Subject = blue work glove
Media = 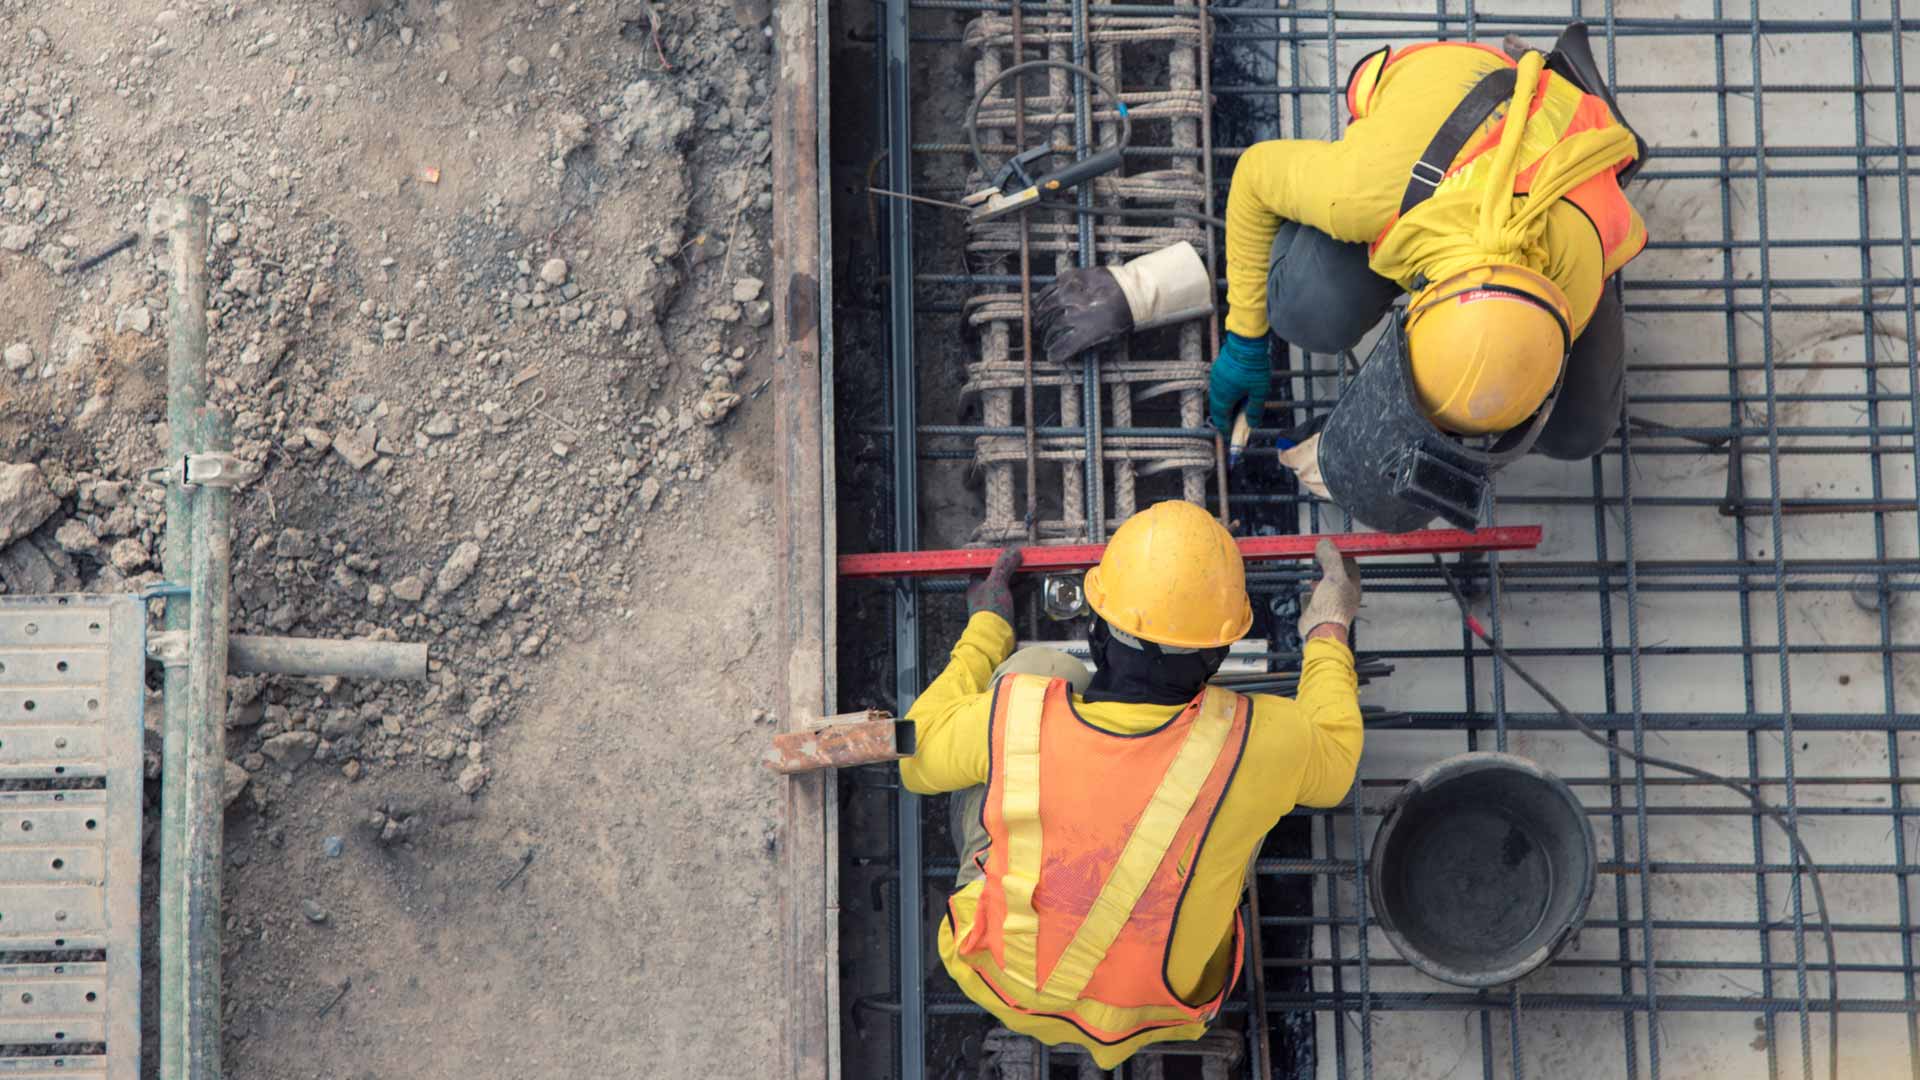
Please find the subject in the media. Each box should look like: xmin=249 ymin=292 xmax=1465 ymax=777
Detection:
xmin=1207 ymin=331 xmax=1271 ymax=436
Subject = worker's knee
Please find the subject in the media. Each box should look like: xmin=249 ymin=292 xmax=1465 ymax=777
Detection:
xmin=992 ymin=646 xmax=1091 ymax=694
xmin=1265 ymin=223 xmax=1399 ymax=354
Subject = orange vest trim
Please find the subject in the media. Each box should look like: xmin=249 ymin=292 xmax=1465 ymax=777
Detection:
xmin=953 ymin=674 xmax=1252 ymax=1046
xmin=1365 ymin=43 xmax=1644 ymax=288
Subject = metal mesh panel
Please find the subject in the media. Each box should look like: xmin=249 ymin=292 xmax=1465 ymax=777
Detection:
xmin=856 ymin=0 xmax=1920 ymax=1076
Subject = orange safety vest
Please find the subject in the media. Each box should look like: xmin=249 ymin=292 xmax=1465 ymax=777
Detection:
xmin=1350 ymin=41 xmax=1647 ymax=284
xmin=952 ymin=673 xmax=1251 ymax=1047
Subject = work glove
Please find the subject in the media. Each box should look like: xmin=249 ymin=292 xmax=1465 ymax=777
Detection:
xmin=1297 ymin=539 xmax=1361 ymax=639
xmin=1033 ymin=241 xmax=1213 ymax=364
xmin=1278 ymin=433 xmax=1330 ymax=499
xmin=966 ymin=546 xmax=1023 ymax=625
xmin=1208 ymin=331 xmax=1271 ymax=435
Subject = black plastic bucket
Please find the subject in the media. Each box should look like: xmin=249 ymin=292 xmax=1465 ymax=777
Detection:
xmin=1368 ymin=752 xmax=1596 ymax=987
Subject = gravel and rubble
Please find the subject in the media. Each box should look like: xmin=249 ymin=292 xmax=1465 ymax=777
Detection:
xmin=0 ymin=0 xmax=776 ymax=811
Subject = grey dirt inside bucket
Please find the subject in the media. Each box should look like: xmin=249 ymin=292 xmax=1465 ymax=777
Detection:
xmin=1369 ymin=751 xmax=1597 ymax=988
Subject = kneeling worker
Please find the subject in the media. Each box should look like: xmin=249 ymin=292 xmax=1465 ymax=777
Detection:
xmin=1035 ymin=29 xmax=1647 ymax=529
xmin=900 ymin=501 xmax=1365 ymax=1066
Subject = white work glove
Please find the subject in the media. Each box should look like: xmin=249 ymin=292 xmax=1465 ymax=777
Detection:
xmin=1279 ymin=433 xmax=1330 ymax=500
xmin=1034 ymin=241 xmax=1214 ymax=363
xmin=1298 ymin=539 xmax=1362 ymax=638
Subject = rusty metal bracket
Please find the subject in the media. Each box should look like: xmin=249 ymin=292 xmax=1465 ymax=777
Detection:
xmin=764 ymin=711 xmax=913 ymax=775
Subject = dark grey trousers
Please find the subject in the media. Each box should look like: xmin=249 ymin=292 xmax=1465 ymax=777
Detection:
xmin=1266 ymin=222 xmax=1625 ymax=461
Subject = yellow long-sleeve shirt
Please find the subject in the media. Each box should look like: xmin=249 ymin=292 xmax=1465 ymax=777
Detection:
xmin=901 ymin=612 xmax=1365 ymax=1067
xmin=1223 ymin=43 xmax=1605 ymax=340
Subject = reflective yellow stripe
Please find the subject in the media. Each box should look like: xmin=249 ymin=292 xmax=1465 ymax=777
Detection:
xmin=997 ymin=675 xmax=1049 ymax=992
xmin=1037 ymin=688 xmax=1238 ymax=1004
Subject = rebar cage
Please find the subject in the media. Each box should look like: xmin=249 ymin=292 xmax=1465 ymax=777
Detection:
xmin=845 ymin=0 xmax=1920 ymax=1077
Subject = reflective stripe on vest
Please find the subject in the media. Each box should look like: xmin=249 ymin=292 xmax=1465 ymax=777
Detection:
xmin=1367 ymin=43 xmax=1647 ymax=288
xmin=955 ymin=674 xmax=1249 ymax=1044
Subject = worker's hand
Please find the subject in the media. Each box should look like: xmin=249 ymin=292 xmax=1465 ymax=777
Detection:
xmin=966 ymin=546 xmax=1023 ymax=625
xmin=1035 ymin=242 xmax=1212 ymax=364
xmin=1278 ymin=433 xmax=1330 ymax=499
xmin=1297 ymin=539 xmax=1362 ymax=639
xmin=1208 ymin=331 xmax=1271 ymax=435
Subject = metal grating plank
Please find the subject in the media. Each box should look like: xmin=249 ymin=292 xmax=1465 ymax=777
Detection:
xmin=0 ymin=597 xmax=145 ymax=1080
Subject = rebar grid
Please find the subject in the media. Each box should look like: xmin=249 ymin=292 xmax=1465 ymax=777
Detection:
xmin=956 ymin=2 xmax=1219 ymax=543
xmin=865 ymin=0 xmax=1920 ymax=1077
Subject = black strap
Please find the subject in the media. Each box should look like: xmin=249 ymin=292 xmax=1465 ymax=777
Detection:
xmin=1398 ymin=66 xmax=1520 ymax=217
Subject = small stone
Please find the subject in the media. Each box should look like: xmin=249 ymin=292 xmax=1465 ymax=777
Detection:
xmin=225 ymin=265 xmax=262 ymax=295
xmin=53 ymin=520 xmax=99 ymax=555
xmin=275 ymin=528 xmax=314 ymax=559
xmin=456 ymin=763 xmax=492 ymax=795
xmin=319 ymin=711 xmax=357 ymax=740
xmin=0 ymin=464 xmax=59 ymax=547
xmin=332 ymin=432 xmax=377 ymax=470
xmin=399 ymin=25 xmax=415 ymax=46
xmin=708 ymin=302 xmax=742 ymax=324
xmin=539 ymin=258 xmax=568 ymax=286
xmin=743 ymin=300 xmax=772 ymax=328
xmin=0 ymin=226 xmax=35 ymax=253
xmin=26 ymin=27 xmax=49 ymax=48
xmin=342 ymin=760 xmax=363 ymax=781
xmin=607 ymin=307 xmax=629 ymax=332
xmin=695 ymin=389 xmax=743 ymax=426
xmin=307 ymin=281 xmax=333 ymax=307
xmin=261 ymin=730 xmax=319 ymax=769
xmin=301 ymin=427 xmax=333 ymax=453
xmin=434 ymin=541 xmax=482 ymax=595
xmin=638 ymin=477 xmax=662 ymax=512
xmin=425 ymin=737 xmax=457 ymax=761
xmin=222 ymin=761 xmax=250 ymax=808
xmin=467 ymin=696 xmax=498 ymax=729
xmin=214 ymin=222 xmax=240 ymax=245
xmin=323 ymin=835 xmax=345 ymax=858
xmin=506 ymin=55 xmax=530 ymax=77
xmin=301 ymin=899 xmax=329 ymax=924
xmin=117 ymin=306 xmax=152 ymax=335
xmin=3 ymin=344 xmax=32 ymax=372
xmin=11 ymin=111 xmax=51 ymax=141
xmin=422 ymin=411 xmax=459 ymax=438
xmin=732 ymin=277 xmax=764 ymax=303
xmin=390 ymin=575 xmax=426 ymax=603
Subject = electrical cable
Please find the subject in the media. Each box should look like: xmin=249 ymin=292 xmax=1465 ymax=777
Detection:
xmin=1430 ymin=554 xmax=1839 ymax=1080
xmin=964 ymin=59 xmax=1133 ymax=183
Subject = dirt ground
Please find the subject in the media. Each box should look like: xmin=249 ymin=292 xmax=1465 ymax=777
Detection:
xmin=0 ymin=0 xmax=785 ymax=1074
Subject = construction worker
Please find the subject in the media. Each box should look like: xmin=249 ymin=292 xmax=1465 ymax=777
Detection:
xmin=1034 ymin=27 xmax=1647 ymax=531
xmin=900 ymin=500 xmax=1365 ymax=1067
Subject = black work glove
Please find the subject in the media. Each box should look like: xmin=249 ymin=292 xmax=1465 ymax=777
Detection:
xmin=1032 ymin=242 xmax=1213 ymax=365
xmin=1033 ymin=266 xmax=1132 ymax=365
xmin=965 ymin=547 xmax=1023 ymax=624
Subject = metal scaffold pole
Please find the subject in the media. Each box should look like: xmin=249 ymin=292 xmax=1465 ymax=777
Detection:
xmin=158 ymin=193 xmax=221 ymax=1080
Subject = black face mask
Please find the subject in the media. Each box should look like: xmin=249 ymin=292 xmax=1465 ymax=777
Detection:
xmin=1083 ymin=615 xmax=1231 ymax=707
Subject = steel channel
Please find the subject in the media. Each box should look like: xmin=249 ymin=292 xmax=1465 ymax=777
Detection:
xmin=882 ymin=0 xmax=926 ymax=1070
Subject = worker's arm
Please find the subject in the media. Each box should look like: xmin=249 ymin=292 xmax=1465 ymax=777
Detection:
xmin=1289 ymin=631 xmax=1365 ymax=808
xmin=1228 ymin=133 xmax=1397 ymax=336
xmin=898 ymin=611 xmax=1015 ymax=795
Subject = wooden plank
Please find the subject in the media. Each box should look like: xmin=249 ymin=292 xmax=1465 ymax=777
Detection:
xmin=770 ymin=0 xmax=838 ymax=1074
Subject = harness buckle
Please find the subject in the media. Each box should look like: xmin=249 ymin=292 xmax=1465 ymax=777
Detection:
xmin=1409 ymin=159 xmax=1447 ymax=188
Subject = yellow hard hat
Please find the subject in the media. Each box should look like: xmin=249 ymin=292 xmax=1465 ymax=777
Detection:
xmin=1404 ymin=263 xmax=1573 ymax=435
xmin=1083 ymin=501 xmax=1252 ymax=649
